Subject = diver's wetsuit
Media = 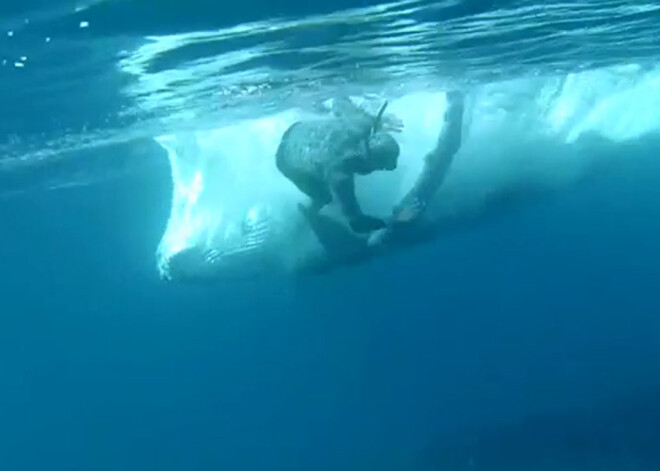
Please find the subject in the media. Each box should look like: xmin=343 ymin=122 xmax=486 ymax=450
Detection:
xmin=276 ymin=118 xmax=372 ymax=217
xmin=276 ymin=96 xmax=399 ymax=233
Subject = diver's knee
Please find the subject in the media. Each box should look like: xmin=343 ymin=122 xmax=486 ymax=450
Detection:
xmin=275 ymin=153 xmax=290 ymax=175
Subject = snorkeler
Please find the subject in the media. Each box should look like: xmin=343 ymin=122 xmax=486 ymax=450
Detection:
xmin=296 ymin=90 xmax=466 ymax=266
xmin=275 ymin=96 xmax=401 ymax=234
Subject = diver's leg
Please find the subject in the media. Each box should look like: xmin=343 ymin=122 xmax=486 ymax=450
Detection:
xmin=307 ymin=198 xmax=326 ymax=213
xmin=285 ymin=168 xmax=333 ymax=212
xmin=296 ymin=174 xmax=332 ymax=213
xmin=276 ymin=149 xmax=333 ymax=211
xmin=328 ymin=170 xmax=386 ymax=233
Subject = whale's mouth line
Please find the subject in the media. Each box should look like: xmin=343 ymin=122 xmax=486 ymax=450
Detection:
xmin=159 ymin=205 xmax=279 ymax=282
xmin=160 ymin=243 xmax=273 ymax=282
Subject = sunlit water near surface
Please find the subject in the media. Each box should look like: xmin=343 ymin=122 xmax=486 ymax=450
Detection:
xmin=2 ymin=0 xmax=660 ymax=176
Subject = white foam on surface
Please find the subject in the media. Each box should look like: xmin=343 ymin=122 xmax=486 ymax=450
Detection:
xmin=155 ymin=63 xmax=660 ymax=274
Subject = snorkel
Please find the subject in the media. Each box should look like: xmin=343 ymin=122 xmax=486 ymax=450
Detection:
xmin=365 ymin=100 xmax=400 ymax=170
xmin=372 ymin=100 xmax=388 ymax=133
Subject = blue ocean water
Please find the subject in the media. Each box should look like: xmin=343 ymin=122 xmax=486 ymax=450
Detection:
xmin=2 ymin=1 xmax=660 ymax=470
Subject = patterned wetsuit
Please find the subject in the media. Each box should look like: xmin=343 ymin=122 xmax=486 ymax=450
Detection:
xmin=275 ymin=117 xmax=372 ymax=212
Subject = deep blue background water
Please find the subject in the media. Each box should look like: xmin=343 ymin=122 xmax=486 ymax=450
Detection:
xmin=1 ymin=140 xmax=659 ymax=470
xmin=3 ymin=0 xmax=660 ymax=469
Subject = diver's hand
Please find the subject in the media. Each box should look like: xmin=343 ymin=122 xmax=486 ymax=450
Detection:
xmin=380 ymin=113 xmax=404 ymax=133
xmin=381 ymin=113 xmax=404 ymax=133
xmin=392 ymin=195 xmax=427 ymax=225
xmin=360 ymin=97 xmax=404 ymax=133
xmin=349 ymin=215 xmax=386 ymax=233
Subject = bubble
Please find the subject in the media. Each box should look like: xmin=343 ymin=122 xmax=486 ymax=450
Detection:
xmin=14 ymin=62 xmax=24 ymax=68
xmin=7 ymin=31 xmax=14 ymax=37
xmin=79 ymin=21 xmax=90 ymax=28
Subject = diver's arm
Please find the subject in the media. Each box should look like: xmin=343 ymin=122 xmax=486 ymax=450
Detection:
xmin=328 ymin=168 xmax=385 ymax=233
xmin=328 ymin=170 xmax=362 ymax=220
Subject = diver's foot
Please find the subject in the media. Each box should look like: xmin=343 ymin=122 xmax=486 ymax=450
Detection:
xmin=349 ymin=215 xmax=386 ymax=234
xmin=381 ymin=113 xmax=404 ymax=133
